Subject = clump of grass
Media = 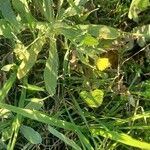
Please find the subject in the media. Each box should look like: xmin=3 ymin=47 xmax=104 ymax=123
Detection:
xmin=1 ymin=0 xmax=150 ymax=149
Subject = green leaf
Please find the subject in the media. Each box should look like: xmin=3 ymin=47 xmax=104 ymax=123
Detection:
xmin=141 ymin=80 xmax=150 ymax=98
xmin=61 ymin=24 xmax=120 ymax=44
xmin=1 ymin=64 xmax=16 ymax=72
xmin=91 ymin=128 xmax=150 ymax=150
xmin=16 ymin=36 xmax=45 ymax=79
xmin=12 ymin=0 xmax=36 ymax=26
xmin=43 ymin=0 xmax=54 ymax=23
xmin=81 ymin=34 xmax=99 ymax=46
xmin=44 ymin=38 xmax=58 ymax=96
xmin=80 ymin=89 xmax=104 ymax=108
xmin=19 ymin=84 xmax=45 ymax=92
xmin=20 ymin=125 xmax=42 ymax=144
xmin=0 ymin=109 xmax=11 ymax=119
xmin=132 ymin=25 xmax=150 ymax=40
xmin=0 ymin=0 xmax=18 ymax=26
xmin=0 ymin=20 xmax=14 ymax=38
xmin=1 ymin=127 xmax=12 ymax=141
xmin=25 ymin=97 xmax=45 ymax=110
xmin=83 ymin=25 xmax=120 ymax=39
xmin=128 ymin=0 xmax=150 ymax=22
xmin=48 ymin=126 xmax=82 ymax=150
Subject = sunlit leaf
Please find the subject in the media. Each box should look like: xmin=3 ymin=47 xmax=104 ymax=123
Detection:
xmin=128 ymin=0 xmax=150 ymax=22
xmin=81 ymin=34 xmax=99 ymax=46
xmin=91 ymin=128 xmax=150 ymax=149
xmin=16 ymin=36 xmax=45 ymax=79
xmin=19 ymin=84 xmax=45 ymax=92
xmin=61 ymin=24 xmax=120 ymax=44
xmin=1 ymin=64 xmax=16 ymax=72
xmin=132 ymin=24 xmax=150 ymax=40
xmin=80 ymin=89 xmax=104 ymax=108
xmin=0 ymin=102 xmax=77 ymax=131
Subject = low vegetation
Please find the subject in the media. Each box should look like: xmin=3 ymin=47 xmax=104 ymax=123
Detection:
xmin=0 ymin=0 xmax=150 ymax=149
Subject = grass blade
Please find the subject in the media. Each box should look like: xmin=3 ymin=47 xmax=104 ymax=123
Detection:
xmin=0 ymin=102 xmax=79 ymax=131
xmin=91 ymin=128 xmax=150 ymax=150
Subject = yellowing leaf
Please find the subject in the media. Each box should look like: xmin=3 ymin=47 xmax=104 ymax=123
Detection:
xmin=128 ymin=0 xmax=150 ymax=22
xmin=16 ymin=37 xmax=45 ymax=79
xmin=80 ymin=89 xmax=104 ymax=108
xmin=96 ymin=58 xmax=111 ymax=71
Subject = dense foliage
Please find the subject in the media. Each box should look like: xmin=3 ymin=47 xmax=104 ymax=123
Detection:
xmin=1 ymin=0 xmax=150 ymax=149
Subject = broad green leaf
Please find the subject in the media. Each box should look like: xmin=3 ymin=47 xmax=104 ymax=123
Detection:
xmin=20 ymin=125 xmax=42 ymax=144
xmin=91 ymin=128 xmax=150 ymax=150
xmin=0 ymin=0 xmax=18 ymax=26
xmin=0 ymin=72 xmax=16 ymax=103
xmin=83 ymin=25 xmax=120 ymax=39
xmin=80 ymin=89 xmax=104 ymax=108
xmin=16 ymin=37 xmax=45 ymax=79
xmin=61 ymin=24 xmax=120 ymax=44
xmin=128 ymin=0 xmax=150 ymax=22
xmin=81 ymin=34 xmax=99 ymax=46
xmin=44 ymin=38 xmax=58 ymax=96
xmin=48 ymin=126 xmax=82 ymax=150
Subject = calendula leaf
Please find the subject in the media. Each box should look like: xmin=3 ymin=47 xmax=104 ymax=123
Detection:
xmin=80 ymin=89 xmax=104 ymax=108
xmin=81 ymin=34 xmax=99 ymax=46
